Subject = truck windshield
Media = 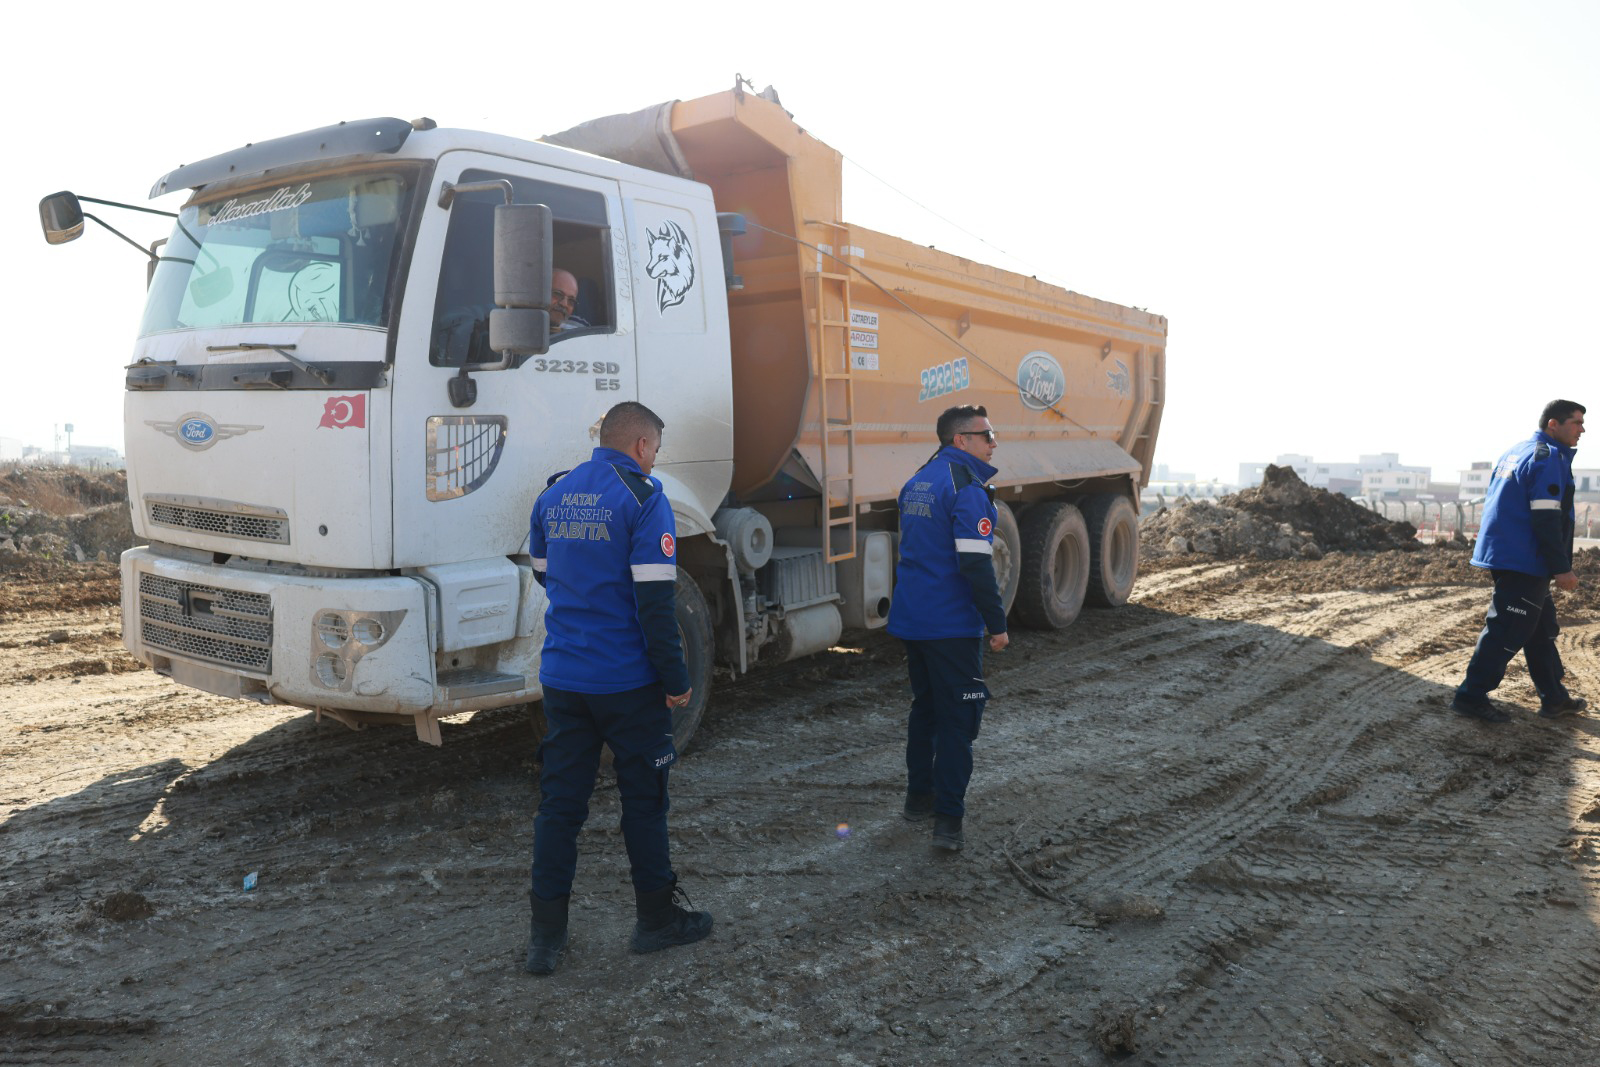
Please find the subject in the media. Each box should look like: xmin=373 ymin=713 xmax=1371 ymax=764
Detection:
xmin=139 ymin=170 xmax=417 ymax=337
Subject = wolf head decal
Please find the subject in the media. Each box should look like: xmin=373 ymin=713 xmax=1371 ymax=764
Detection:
xmin=645 ymin=220 xmax=695 ymax=312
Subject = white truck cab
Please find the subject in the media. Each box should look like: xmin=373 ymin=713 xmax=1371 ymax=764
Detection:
xmin=51 ymin=116 xmax=736 ymax=745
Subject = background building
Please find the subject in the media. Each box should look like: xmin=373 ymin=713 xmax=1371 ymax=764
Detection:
xmin=1238 ymin=453 xmax=1429 ymax=495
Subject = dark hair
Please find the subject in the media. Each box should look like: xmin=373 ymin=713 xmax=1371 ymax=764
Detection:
xmin=600 ymin=401 xmax=665 ymax=449
xmin=936 ymin=404 xmax=989 ymax=446
xmin=1540 ymin=399 xmax=1586 ymax=430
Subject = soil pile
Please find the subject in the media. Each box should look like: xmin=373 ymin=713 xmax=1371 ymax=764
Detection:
xmin=1142 ymin=464 xmax=1425 ymax=561
xmin=0 ymin=466 xmax=137 ymax=570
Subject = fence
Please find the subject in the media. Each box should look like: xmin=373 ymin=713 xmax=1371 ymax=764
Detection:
xmin=1355 ymin=498 xmax=1598 ymax=539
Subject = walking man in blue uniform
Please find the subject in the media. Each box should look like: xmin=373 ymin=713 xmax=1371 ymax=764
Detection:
xmin=887 ymin=404 xmax=1010 ymax=851
xmin=1453 ymin=399 xmax=1586 ymax=723
xmin=522 ymin=401 xmax=712 ymax=974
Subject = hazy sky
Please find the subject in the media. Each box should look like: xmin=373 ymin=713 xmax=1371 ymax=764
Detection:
xmin=8 ymin=1 xmax=1595 ymax=481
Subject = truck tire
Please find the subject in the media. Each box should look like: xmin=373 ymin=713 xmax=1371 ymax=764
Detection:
xmin=1013 ymin=501 xmax=1090 ymax=629
xmin=672 ymin=571 xmax=714 ymax=753
xmin=1081 ymin=492 xmax=1140 ymax=608
xmin=991 ymin=500 xmax=1021 ymax=616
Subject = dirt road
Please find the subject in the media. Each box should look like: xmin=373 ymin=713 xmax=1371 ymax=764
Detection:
xmin=4 ymin=553 xmax=1600 ymax=1065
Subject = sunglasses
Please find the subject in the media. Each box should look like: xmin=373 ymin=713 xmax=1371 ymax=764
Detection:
xmin=957 ymin=429 xmax=996 ymax=443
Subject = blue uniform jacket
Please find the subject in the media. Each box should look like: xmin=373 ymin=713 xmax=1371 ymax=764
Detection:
xmin=1472 ymin=430 xmax=1576 ymax=578
xmin=887 ymin=445 xmax=1008 ymax=641
xmin=529 ymin=447 xmax=689 ymax=695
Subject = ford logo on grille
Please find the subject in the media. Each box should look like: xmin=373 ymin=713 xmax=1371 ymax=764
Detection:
xmin=1017 ymin=351 xmax=1066 ymax=411
xmin=146 ymin=411 xmax=263 ymax=451
xmin=181 ymin=418 xmax=216 ymax=445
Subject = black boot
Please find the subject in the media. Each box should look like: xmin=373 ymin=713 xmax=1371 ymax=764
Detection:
xmin=524 ymin=892 xmax=569 ymax=975
xmin=932 ymin=813 xmax=964 ymax=852
xmin=903 ymin=791 xmax=935 ymax=822
xmin=629 ymin=879 xmax=713 ymax=954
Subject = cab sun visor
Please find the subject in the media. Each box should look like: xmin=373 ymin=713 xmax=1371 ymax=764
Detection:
xmin=149 ymin=117 xmax=416 ymax=199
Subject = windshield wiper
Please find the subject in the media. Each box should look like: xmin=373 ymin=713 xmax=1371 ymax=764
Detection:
xmin=207 ymin=343 xmax=334 ymax=386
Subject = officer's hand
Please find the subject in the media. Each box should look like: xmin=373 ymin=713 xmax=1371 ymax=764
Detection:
xmin=989 ymin=632 xmax=1010 ymax=652
xmin=1555 ymin=571 xmax=1580 ymax=592
xmin=666 ymin=689 xmax=693 ymax=709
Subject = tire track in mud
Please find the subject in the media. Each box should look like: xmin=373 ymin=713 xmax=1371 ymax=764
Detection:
xmin=1055 ymin=612 xmax=1600 ymax=1064
xmin=954 ymin=591 xmax=1597 ymax=1063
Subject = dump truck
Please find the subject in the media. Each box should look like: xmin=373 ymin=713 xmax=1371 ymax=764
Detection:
xmin=38 ymin=83 xmax=1167 ymax=748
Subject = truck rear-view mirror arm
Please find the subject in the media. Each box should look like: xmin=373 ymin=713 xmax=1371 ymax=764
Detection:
xmin=39 ymin=191 xmax=177 ymax=259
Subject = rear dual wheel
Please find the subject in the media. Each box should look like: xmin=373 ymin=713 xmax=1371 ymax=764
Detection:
xmin=1014 ymin=501 xmax=1090 ymax=629
xmin=1081 ymin=493 xmax=1140 ymax=608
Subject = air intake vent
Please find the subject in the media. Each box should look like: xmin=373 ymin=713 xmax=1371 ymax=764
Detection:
xmin=426 ymin=415 xmax=508 ymax=501
xmin=145 ymin=495 xmax=289 ymax=544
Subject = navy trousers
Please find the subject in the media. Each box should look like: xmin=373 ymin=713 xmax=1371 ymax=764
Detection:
xmin=1456 ymin=569 xmax=1567 ymax=703
xmin=902 ymin=637 xmax=989 ymax=817
xmin=531 ymin=684 xmax=678 ymax=901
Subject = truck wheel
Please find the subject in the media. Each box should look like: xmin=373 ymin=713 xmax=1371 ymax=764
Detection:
xmin=1014 ymin=501 xmax=1090 ymax=629
xmin=673 ymin=571 xmax=714 ymax=753
xmin=1081 ymin=493 xmax=1140 ymax=608
xmin=991 ymin=500 xmax=1022 ymax=616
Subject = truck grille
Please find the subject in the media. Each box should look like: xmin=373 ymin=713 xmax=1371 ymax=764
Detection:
xmin=137 ymin=573 xmax=273 ymax=672
xmin=146 ymin=496 xmax=290 ymax=544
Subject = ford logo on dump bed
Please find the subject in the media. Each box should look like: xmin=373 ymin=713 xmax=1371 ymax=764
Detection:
xmin=181 ymin=418 xmax=216 ymax=445
xmin=1017 ymin=351 xmax=1066 ymax=411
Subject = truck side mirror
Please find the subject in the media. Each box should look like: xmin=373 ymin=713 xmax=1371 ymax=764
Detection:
xmin=485 ymin=202 xmax=553 ymax=364
xmin=39 ymin=191 xmax=85 ymax=245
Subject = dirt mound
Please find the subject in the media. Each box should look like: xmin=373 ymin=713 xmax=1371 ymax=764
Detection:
xmin=0 ymin=465 xmax=126 ymax=512
xmin=1142 ymin=464 xmax=1422 ymax=561
xmin=0 ymin=466 xmax=137 ymax=570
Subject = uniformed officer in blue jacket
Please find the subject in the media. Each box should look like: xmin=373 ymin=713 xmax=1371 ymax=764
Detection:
xmin=887 ymin=404 xmax=1010 ymax=851
xmin=522 ymin=401 xmax=712 ymax=974
xmin=1453 ymin=399 xmax=1586 ymax=722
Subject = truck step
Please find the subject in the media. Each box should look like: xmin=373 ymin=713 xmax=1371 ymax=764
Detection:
xmin=437 ymin=668 xmax=526 ymax=700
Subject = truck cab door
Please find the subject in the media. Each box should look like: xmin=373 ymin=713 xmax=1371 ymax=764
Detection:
xmin=390 ymin=154 xmax=636 ymax=569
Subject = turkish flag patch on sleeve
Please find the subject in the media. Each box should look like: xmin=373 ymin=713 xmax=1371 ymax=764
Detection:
xmin=660 ymin=532 xmax=676 ymax=557
xmin=977 ymin=517 xmax=993 ymax=537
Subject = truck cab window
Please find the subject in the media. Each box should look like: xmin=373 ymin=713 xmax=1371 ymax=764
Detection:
xmin=430 ymin=171 xmax=613 ymax=367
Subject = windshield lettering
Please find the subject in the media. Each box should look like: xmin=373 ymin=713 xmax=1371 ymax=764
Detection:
xmin=207 ymin=184 xmax=315 ymax=226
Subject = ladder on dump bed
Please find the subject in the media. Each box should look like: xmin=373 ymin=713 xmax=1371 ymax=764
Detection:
xmin=805 ymin=252 xmax=858 ymax=564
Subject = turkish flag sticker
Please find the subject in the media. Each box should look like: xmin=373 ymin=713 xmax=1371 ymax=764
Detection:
xmin=660 ymin=532 xmax=676 ymax=558
xmin=977 ymin=517 xmax=993 ymax=537
xmin=319 ymin=395 xmax=366 ymax=429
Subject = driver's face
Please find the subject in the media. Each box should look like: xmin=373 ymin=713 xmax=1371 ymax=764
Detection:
xmin=550 ymin=271 xmax=578 ymax=327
